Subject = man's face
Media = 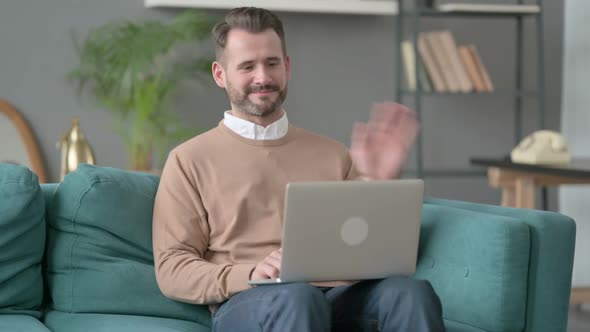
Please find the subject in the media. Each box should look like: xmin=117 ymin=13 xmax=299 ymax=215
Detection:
xmin=212 ymin=28 xmax=290 ymax=117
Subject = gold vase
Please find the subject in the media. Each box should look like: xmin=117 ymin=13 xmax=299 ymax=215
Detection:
xmin=57 ymin=117 xmax=96 ymax=181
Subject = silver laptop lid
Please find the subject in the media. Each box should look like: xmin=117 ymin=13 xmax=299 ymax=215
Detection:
xmin=279 ymin=179 xmax=424 ymax=283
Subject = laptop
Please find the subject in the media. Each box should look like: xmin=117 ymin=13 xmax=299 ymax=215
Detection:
xmin=248 ymin=179 xmax=424 ymax=286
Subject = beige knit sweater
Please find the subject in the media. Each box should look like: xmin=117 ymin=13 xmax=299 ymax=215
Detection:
xmin=153 ymin=121 xmax=357 ymax=305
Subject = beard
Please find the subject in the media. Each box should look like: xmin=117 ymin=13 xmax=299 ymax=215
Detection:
xmin=226 ymin=81 xmax=288 ymax=117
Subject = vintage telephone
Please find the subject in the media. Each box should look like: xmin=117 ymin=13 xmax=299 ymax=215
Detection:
xmin=510 ymin=130 xmax=571 ymax=165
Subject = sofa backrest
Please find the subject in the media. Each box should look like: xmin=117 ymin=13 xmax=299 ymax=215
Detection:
xmin=44 ymin=164 xmax=211 ymax=327
xmin=0 ymin=163 xmax=45 ymax=318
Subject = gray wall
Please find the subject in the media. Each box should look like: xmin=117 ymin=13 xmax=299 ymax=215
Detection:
xmin=0 ymin=0 xmax=564 ymax=208
xmin=560 ymin=0 xmax=590 ymax=289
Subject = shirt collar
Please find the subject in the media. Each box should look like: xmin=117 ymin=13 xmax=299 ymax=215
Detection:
xmin=223 ymin=110 xmax=289 ymax=140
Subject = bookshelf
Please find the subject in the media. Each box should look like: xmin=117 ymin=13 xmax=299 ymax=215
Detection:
xmin=395 ymin=0 xmax=546 ymax=180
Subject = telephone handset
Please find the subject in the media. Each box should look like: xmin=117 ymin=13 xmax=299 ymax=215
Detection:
xmin=510 ymin=130 xmax=571 ymax=165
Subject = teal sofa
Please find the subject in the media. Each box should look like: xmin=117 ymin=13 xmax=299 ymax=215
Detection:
xmin=0 ymin=162 xmax=576 ymax=332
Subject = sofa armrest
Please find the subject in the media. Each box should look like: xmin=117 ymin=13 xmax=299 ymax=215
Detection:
xmin=424 ymin=197 xmax=575 ymax=332
xmin=415 ymin=202 xmax=531 ymax=332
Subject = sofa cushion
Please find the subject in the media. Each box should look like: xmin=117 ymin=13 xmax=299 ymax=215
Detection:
xmin=0 ymin=163 xmax=45 ymax=318
xmin=44 ymin=311 xmax=209 ymax=332
xmin=0 ymin=314 xmax=51 ymax=332
xmin=415 ymin=203 xmax=531 ymax=332
xmin=46 ymin=164 xmax=211 ymax=327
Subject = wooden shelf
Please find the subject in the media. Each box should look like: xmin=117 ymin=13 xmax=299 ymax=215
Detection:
xmin=145 ymin=0 xmax=399 ymax=15
xmin=400 ymin=90 xmax=538 ymax=97
xmin=421 ymin=3 xmax=541 ymax=17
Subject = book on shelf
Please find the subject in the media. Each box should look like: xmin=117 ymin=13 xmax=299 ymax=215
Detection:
xmin=417 ymin=56 xmax=433 ymax=92
xmin=417 ymin=33 xmax=447 ymax=92
xmin=401 ymin=40 xmax=417 ymax=91
xmin=404 ymin=30 xmax=494 ymax=93
xmin=426 ymin=31 xmax=460 ymax=92
xmin=437 ymin=30 xmax=473 ymax=93
xmin=467 ymin=44 xmax=494 ymax=91
xmin=458 ymin=45 xmax=487 ymax=92
xmin=401 ymin=40 xmax=433 ymax=92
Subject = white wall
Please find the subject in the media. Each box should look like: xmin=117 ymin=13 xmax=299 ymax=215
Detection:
xmin=560 ymin=0 xmax=590 ymax=288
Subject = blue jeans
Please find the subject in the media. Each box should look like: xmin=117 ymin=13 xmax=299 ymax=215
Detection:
xmin=211 ymin=277 xmax=445 ymax=332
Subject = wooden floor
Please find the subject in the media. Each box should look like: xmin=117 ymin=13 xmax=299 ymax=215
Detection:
xmin=568 ymin=305 xmax=590 ymax=332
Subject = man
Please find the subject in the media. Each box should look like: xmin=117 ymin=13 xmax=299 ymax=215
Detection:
xmin=153 ymin=7 xmax=445 ymax=332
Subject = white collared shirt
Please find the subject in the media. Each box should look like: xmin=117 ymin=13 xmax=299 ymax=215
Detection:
xmin=223 ymin=110 xmax=289 ymax=140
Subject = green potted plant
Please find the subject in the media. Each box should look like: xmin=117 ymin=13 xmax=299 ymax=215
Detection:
xmin=69 ymin=10 xmax=216 ymax=171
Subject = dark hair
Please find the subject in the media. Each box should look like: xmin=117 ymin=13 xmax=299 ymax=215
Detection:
xmin=212 ymin=7 xmax=287 ymax=62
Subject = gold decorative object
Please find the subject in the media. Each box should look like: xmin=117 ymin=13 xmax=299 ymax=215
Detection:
xmin=57 ymin=117 xmax=96 ymax=181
